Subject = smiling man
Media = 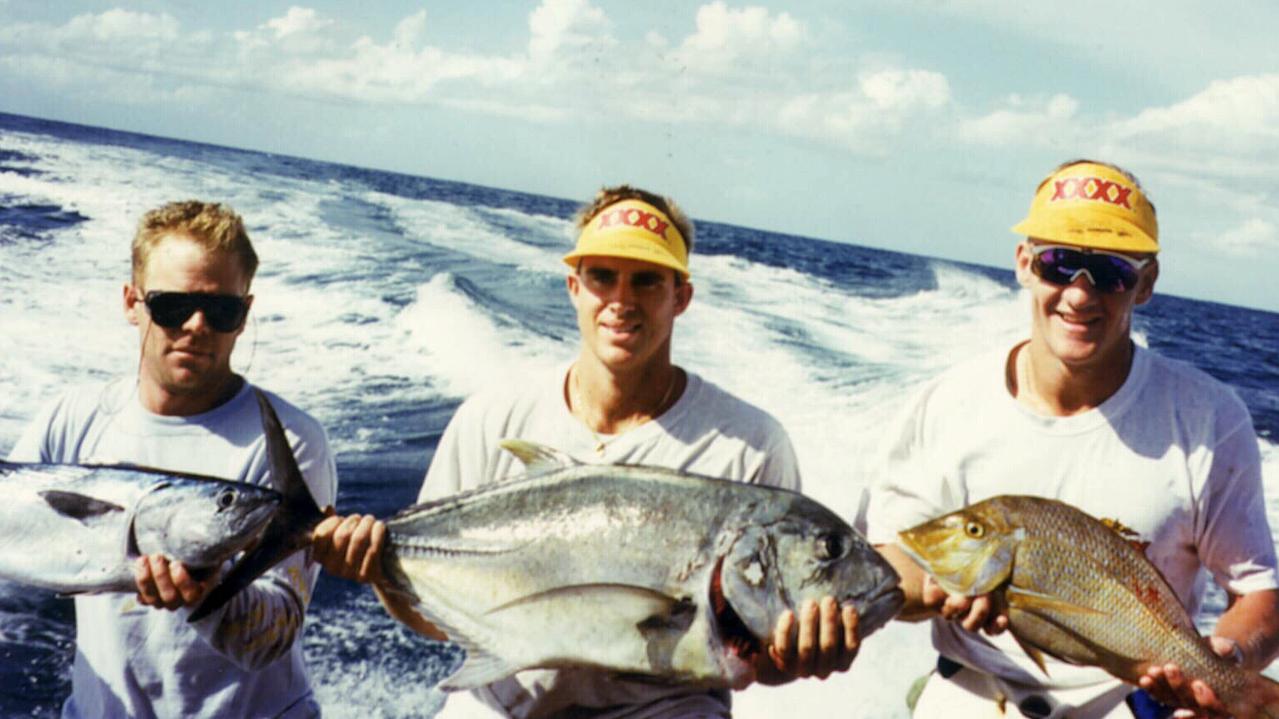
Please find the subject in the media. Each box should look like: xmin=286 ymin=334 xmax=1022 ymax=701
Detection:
xmin=9 ymin=201 xmax=336 ymax=718
xmin=314 ymin=185 xmax=863 ymax=719
xmin=864 ymin=161 xmax=1279 ymax=718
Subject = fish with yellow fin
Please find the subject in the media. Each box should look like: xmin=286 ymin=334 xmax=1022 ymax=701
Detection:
xmin=898 ymin=494 xmax=1279 ymax=718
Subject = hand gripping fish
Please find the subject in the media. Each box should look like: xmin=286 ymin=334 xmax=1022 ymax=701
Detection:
xmin=0 ymin=398 xmax=289 ymax=594
xmin=898 ymin=494 xmax=1279 ymax=718
xmin=379 ymin=440 xmax=905 ymax=691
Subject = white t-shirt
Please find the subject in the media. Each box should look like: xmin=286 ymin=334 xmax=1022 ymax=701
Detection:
xmin=423 ymin=367 xmax=801 ymax=719
xmin=8 ymin=378 xmax=337 ymax=719
xmin=864 ymin=344 xmax=1277 ymax=693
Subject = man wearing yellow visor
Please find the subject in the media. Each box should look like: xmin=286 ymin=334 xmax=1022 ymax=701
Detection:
xmin=314 ymin=186 xmax=863 ymax=718
xmin=866 ymin=160 xmax=1279 ymax=718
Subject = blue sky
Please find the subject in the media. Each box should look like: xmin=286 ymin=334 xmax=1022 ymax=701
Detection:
xmin=2 ymin=1 xmax=1277 ymax=310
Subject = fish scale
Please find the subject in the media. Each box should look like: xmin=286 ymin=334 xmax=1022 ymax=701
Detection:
xmin=900 ymin=495 xmax=1279 ymax=718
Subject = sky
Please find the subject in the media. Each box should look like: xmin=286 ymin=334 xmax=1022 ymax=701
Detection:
xmin=1 ymin=1 xmax=1277 ymax=311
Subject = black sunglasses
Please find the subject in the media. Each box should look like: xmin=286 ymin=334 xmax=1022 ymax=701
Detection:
xmin=1030 ymin=245 xmax=1151 ymax=294
xmin=142 ymin=291 xmax=250 ymax=333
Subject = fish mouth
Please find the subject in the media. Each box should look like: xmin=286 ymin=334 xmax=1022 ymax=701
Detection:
xmin=710 ymin=556 xmax=762 ymax=663
xmin=855 ymin=582 xmax=905 ymax=636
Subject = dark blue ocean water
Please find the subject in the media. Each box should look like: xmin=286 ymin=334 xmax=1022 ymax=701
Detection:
xmin=1 ymin=111 xmax=1277 ymax=718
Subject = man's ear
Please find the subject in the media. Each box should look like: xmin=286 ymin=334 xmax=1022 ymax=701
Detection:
xmin=673 ymin=279 xmax=693 ymax=316
xmin=1014 ymin=242 xmax=1034 ymax=288
xmin=123 ymin=284 xmax=141 ymax=326
xmin=1134 ymin=259 xmax=1158 ymax=306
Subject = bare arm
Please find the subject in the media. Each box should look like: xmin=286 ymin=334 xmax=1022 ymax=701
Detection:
xmin=878 ymin=544 xmax=1007 ymax=634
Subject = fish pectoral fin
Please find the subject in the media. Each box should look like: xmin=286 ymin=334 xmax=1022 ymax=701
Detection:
xmin=485 ymin=583 xmax=682 ymax=621
xmin=439 ymin=643 xmax=517 ymax=692
xmin=498 ymin=439 xmax=580 ymax=473
xmin=1006 ymin=586 xmax=1104 ymax=617
xmin=38 ymin=490 xmax=125 ymax=524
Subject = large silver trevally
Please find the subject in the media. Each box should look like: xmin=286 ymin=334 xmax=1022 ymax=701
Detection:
xmin=380 ymin=440 xmax=903 ymax=692
xmin=0 ymin=463 xmax=280 ymax=593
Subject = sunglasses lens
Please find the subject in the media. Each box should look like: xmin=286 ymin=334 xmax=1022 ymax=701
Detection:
xmin=1032 ymin=248 xmax=1139 ymax=293
xmin=145 ymin=293 xmax=247 ymax=332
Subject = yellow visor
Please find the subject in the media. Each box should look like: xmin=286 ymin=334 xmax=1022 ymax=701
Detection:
xmin=563 ymin=199 xmax=689 ymax=278
xmin=1011 ymin=161 xmax=1158 ymax=253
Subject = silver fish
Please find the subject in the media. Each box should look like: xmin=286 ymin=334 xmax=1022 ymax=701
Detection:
xmin=380 ymin=440 xmax=903 ymax=691
xmin=0 ymin=462 xmax=280 ymax=593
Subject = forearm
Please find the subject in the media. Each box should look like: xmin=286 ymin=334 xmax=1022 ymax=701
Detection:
xmin=878 ymin=544 xmax=935 ymax=621
xmin=193 ymin=551 xmax=312 ymax=670
xmin=1213 ymin=589 xmax=1279 ymax=670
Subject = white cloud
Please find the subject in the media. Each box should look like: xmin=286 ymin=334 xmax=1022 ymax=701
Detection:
xmin=1212 ymin=218 xmax=1279 ymax=256
xmin=958 ymin=93 xmax=1079 ymax=146
xmin=673 ymin=2 xmax=803 ymax=74
xmin=1113 ymin=74 xmax=1279 ymax=155
xmin=265 ymin=6 xmax=332 ymax=40
xmin=527 ymin=0 xmax=613 ymax=66
xmin=0 ymin=2 xmax=952 ymax=154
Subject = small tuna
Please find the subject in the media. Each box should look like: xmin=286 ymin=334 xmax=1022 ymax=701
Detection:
xmin=0 ymin=463 xmax=279 ymax=593
xmin=899 ymin=494 xmax=1279 ymax=718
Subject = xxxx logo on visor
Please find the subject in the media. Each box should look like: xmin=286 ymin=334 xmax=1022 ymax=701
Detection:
xmin=1050 ymin=176 xmax=1134 ymax=209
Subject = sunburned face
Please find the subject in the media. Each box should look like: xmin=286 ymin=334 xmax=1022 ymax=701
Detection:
xmin=124 ymin=233 xmax=253 ymax=415
xmin=1015 ymin=240 xmax=1157 ymax=372
xmin=566 ymin=256 xmax=692 ymax=374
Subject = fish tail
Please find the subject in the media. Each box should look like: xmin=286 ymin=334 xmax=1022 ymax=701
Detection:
xmin=188 ymin=389 xmax=325 ymax=622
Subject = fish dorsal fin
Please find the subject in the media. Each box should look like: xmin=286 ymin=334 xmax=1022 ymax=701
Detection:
xmin=498 ymin=439 xmax=578 ymax=473
xmin=38 ymin=490 xmax=124 ymax=523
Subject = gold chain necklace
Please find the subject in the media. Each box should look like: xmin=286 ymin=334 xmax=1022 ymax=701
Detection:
xmin=570 ymin=366 xmax=680 ymax=455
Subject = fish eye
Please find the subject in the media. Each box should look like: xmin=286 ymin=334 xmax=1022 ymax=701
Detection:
xmin=217 ymin=489 xmax=237 ymax=510
xmin=816 ymin=533 xmax=846 ymax=561
xmin=964 ymin=520 xmax=985 ymax=538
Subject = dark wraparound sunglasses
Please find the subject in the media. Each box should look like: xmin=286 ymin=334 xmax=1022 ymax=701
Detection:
xmin=142 ymin=291 xmax=250 ymax=333
xmin=1030 ymin=245 xmax=1151 ymax=294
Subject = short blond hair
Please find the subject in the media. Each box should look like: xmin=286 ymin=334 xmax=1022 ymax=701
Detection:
xmin=575 ymin=185 xmax=694 ymax=254
xmin=131 ymin=201 xmax=258 ymax=285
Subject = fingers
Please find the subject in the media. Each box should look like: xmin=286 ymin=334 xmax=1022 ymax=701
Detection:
xmin=769 ymin=598 xmax=861 ymax=681
xmin=312 ymin=514 xmax=385 ymax=583
xmin=795 ymin=599 xmax=820 ymax=678
xmin=769 ymin=607 xmax=796 ymax=672
xmin=134 ymin=555 xmax=211 ymax=611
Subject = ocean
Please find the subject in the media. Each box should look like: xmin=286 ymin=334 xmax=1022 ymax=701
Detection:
xmin=0 ymin=111 xmax=1276 ymax=718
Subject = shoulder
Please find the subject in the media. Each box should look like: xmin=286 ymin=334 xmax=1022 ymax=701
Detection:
xmin=10 ymin=380 xmax=126 ymax=462
xmin=1138 ymin=348 xmax=1251 ymax=431
xmin=447 ymin=369 xmax=564 ymax=435
xmin=251 ymin=386 xmax=329 ymax=443
xmin=685 ymin=373 xmax=790 ymax=444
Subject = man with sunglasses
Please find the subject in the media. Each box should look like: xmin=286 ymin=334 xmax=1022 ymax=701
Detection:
xmin=864 ymin=160 xmax=1279 ymax=718
xmin=9 ymin=200 xmax=337 ymax=718
xmin=313 ymin=186 xmax=863 ymax=718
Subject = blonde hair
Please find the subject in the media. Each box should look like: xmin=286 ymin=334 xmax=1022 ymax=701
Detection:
xmin=575 ymin=185 xmax=694 ymax=254
xmin=131 ymin=201 xmax=258 ymax=286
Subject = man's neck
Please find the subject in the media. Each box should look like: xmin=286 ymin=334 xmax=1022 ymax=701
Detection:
xmin=569 ymin=354 xmax=683 ymax=435
xmin=1012 ymin=340 xmax=1135 ymax=417
xmin=139 ymin=374 xmax=244 ymax=417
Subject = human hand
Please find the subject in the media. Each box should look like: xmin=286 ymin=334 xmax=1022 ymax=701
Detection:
xmin=134 ymin=554 xmax=216 ymax=610
xmin=311 ymin=508 xmax=387 ymax=585
xmin=922 ymin=575 xmax=1008 ymax=635
xmin=763 ymin=596 xmax=861 ymax=683
xmin=1139 ymin=638 xmax=1239 ymax=719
